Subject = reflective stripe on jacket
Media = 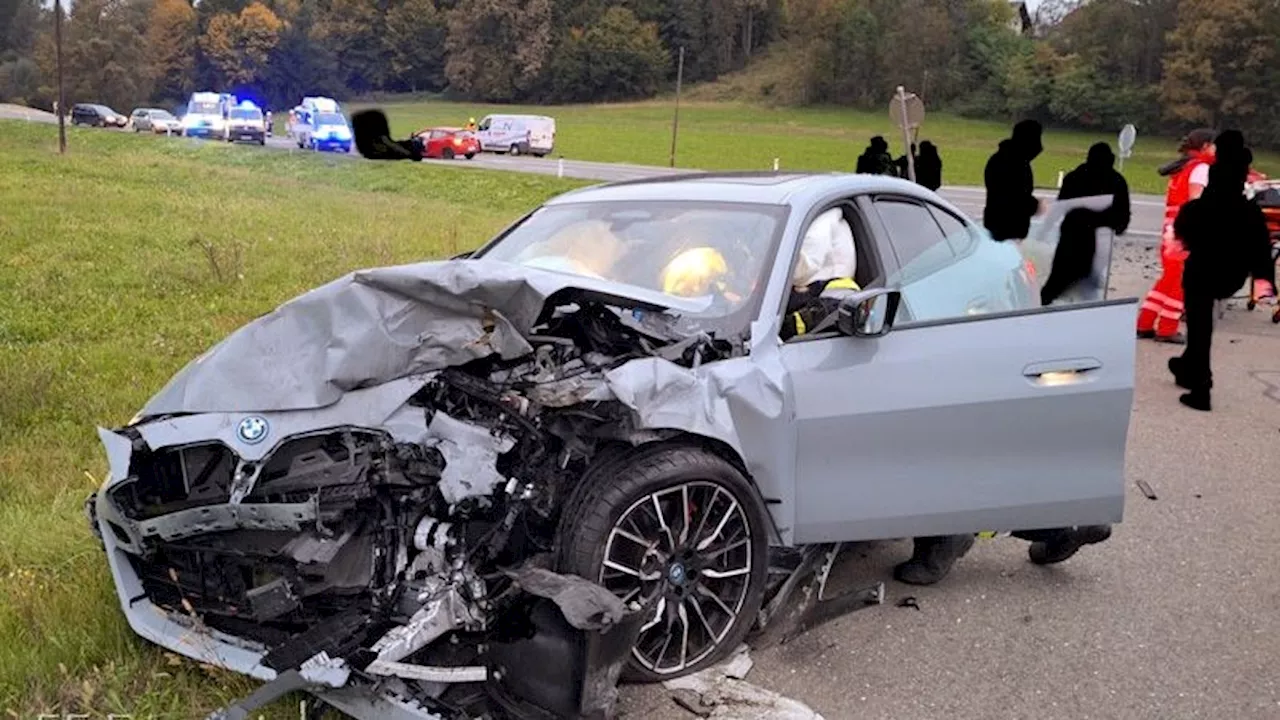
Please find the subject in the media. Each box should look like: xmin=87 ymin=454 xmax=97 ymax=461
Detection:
xmin=792 ymin=277 xmax=861 ymax=336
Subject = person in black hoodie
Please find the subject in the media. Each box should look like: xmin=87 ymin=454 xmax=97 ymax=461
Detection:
xmin=914 ymin=141 xmax=943 ymax=191
xmin=1040 ymin=142 xmax=1131 ymax=305
xmin=855 ymin=136 xmax=897 ymax=176
xmin=983 ymin=120 xmax=1044 ymax=241
xmin=1168 ymin=137 xmax=1277 ymax=411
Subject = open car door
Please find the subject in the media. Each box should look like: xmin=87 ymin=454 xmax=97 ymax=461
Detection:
xmin=783 ymin=195 xmax=1135 ymax=544
xmin=784 ymin=300 xmax=1135 ymax=543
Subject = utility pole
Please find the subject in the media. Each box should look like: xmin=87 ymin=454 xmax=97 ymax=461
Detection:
xmin=669 ymin=46 xmax=684 ymax=169
xmin=54 ymin=0 xmax=67 ymax=154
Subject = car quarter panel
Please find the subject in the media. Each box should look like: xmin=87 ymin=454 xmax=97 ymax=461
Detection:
xmin=782 ymin=300 xmax=1136 ymax=544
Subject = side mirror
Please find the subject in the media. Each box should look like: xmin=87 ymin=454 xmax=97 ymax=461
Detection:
xmin=836 ymin=288 xmax=902 ymax=338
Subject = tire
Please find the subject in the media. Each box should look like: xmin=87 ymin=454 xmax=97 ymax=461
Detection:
xmin=465 ymin=153 xmax=475 ymax=160
xmin=557 ymin=444 xmax=768 ymax=683
xmin=509 ymin=144 xmax=521 ymax=156
xmin=442 ymin=147 xmax=455 ymax=160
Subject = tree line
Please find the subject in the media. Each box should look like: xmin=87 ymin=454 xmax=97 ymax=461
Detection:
xmin=1 ymin=0 xmax=1278 ymax=147
xmin=0 ymin=0 xmax=775 ymax=113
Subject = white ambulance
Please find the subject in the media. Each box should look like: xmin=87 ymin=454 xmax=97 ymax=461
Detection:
xmin=475 ymin=114 xmax=556 ymax=157
xmin=181 ymin=91 xmax=233 ymax=139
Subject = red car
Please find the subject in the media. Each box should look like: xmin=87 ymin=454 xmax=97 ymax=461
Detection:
xmin=413 ymin=127 xmax=480 ymax=160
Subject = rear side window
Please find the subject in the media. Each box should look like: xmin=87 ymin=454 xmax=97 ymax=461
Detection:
xmin=874 ymin=199 xmax=953 ymax=276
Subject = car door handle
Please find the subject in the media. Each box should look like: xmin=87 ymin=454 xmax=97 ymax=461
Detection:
xmin=1023 ymin=358 xmax=1103 ymax=386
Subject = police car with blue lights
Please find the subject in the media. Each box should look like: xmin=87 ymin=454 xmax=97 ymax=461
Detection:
xmin=225 ymin=100 xmax=267 ymax=145
xmin=290 ymin=96 xmax=352 ymax=153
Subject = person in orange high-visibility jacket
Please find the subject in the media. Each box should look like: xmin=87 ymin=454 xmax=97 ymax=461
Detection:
xmin=1137 ymin=129 xmax=1216 ymax=344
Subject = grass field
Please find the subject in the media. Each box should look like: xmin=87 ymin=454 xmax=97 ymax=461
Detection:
xmin=356 ymin=98 xmax=1280 ymax=196
xmin=0 ymin=120 xmax=582 ymax=717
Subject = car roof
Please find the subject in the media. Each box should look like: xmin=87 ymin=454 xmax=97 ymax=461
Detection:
xmin=543 ymin=171 xmax=947 ymax=208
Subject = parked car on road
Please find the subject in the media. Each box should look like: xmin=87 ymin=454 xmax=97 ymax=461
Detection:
xmin=475 ymin=113 xmax=555 ymax=156
xmin=412 ymin=126 xmax=480 ymax=159
xmin=88 ymin=172 xmax=1135 ymax=720
xmin=129 ymin=108 xmax=181 ymax=134
xmin=71 ymin=103 xmax=127 ymax=128
xmin=225 ymin=103 xmax=267 ymax=145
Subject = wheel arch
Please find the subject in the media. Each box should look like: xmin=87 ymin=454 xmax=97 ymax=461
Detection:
xmin=563 ymin=432 xmax=785 ymax=546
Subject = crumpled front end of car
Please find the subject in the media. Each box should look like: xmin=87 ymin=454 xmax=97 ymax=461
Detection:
xmin=87 ymin=260 xmax=777 ymax=719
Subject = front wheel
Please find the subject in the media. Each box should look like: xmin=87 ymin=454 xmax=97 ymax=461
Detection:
xmin=465 ymin=152 xmax=475 ymax=160
xmin=509 ymin=144 xmax=521 ymax=156
xmin=557 ymin=445 xmax=768 ymax=682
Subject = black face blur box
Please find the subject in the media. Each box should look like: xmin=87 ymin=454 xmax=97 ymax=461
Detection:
xmin=352 ymin=109 xmax=423 ymax=161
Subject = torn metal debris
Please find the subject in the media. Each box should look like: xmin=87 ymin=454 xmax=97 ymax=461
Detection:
xmin=663 ymin=646 xmax=825 ymax=720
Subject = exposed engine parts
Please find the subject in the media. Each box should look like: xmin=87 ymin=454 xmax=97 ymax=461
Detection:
xmin=95 ymin=299 xmax=741 ymax=720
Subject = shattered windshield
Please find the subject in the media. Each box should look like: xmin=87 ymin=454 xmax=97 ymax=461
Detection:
xmin=479 ymin=200 xmax=788 ymax=330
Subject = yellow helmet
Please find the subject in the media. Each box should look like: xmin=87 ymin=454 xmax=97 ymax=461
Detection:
xmin=661 ymin=246 xmax=729 ymax=298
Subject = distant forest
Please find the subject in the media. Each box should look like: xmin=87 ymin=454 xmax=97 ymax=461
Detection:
xmin=1 ymin=0 xmax=1279 ymax=145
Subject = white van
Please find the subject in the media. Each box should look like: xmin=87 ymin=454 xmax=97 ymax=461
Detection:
xmin=475 ymin=114 xmax=555 ymax=157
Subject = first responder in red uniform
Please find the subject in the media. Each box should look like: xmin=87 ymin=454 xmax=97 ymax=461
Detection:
xmin=1137 ymin=129 xmax=1216 ymax=343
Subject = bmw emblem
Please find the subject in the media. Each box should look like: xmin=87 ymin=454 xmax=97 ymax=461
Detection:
xmin=237 ymin=416 xmax=269 ymax=445
xmin=668 ymin=563 xmax=687 ymax=586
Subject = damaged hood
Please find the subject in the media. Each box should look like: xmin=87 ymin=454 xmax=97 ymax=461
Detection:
xmin=142 ymin=258 xmax=713 ymax=416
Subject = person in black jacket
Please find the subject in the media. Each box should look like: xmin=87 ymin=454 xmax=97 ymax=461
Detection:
xmin=1168 ymin=140 xmax=1277 ymax=411
xmin=855 ymin=136 xmax=897 ymax=176
xmin=914 ymin=141 xmax=943 ymax=191
xmin=1040 ymin=142 xmax=1131 ymax=305
xmin=983 ymin=120 xmax=1044 ymax=241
